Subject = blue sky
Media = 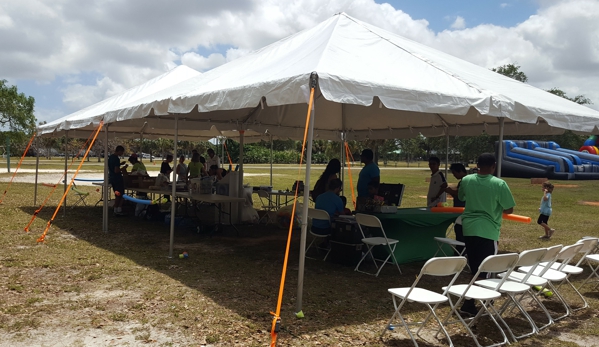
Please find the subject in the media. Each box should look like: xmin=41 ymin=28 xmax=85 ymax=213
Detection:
xmin=377 ymin=0 xmax=538 ymax=31
xmin=3 ymin=0 xmax=599 ymax=124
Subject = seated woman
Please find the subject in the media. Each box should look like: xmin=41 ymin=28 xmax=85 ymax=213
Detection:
xmin=312 ymin=158 xmax=341 ymax=201
xmin=187 ymin=152 xmax=205 ymax=180
xmin=312 ymin=179 xmax=344 ymax=235
xmin=128 ymin=154 xmax=148 ymax=176
xmin=208 ymin=165 xmax=227 ymax=181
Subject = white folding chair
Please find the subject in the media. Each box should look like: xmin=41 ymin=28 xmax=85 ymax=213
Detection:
xmin=305 ymin=208 xmax=332 ymax=261
xmin=71 ymin=185 xmax=90 ymax=208
xmin=354 ymin=213 xmax=402 ymax=277
xmin=256 ymin=190 xmax=276 ymax=224
xmin=517 ymin=243 xmax=583 ymax=321
xmin=476 ymin=248 xmax=547 ymax=341
xmin=581 ymin=236 xmax=599 ymax=254
xmin=433 ymin=223 xmax=467 ymax=271
xmin=440 ymin=253 xmax=520 ymax=347
xmin=381 ymin=256 xmax=468 ymax=346
xmin=533 ymin=238 xmax=598 ymax=312
xmin=498 ymin=244 xmax=561 ymax=331
xmin=579 ymin=237 xmax=599 ymax=291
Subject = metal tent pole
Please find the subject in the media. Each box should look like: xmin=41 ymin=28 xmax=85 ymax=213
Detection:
xmin=34 ymin=137 xmax=40 ymax=206
xmin=340 ymin=133 xmax=344 ymax=191
xmin=296 ymin=88 xmax=315 ymax=314
xmin=497 ymin=117 xmax=505 ymax=177
xmin=445 ymin=132 xmax=450 ymax=177
xmin=103 ymin=126 xmax=109 ymax=233
xmin=238 ymin=129 xmax=245 ymax=223
xmin=169 ymin=115 xmax=178 ymax=258
xmin=270 ymin=133 xmax=273 ymax=187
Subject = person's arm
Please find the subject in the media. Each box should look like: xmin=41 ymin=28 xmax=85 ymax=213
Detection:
xmin=445 ymin=186 xmax=458 ymax=197
xmin=543 ymin=190 xmax=549 ymax=201
xmin=503 ymin=207 xmax=514 ymax=214
xmin=500 ymin=181 xmax=516 ymax=215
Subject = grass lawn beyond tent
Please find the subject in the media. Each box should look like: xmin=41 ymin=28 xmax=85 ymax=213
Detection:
xmin=1 ymin=162 xmax=599 ymax=346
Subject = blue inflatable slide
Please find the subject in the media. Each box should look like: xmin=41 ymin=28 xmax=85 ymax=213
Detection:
xmin=497 ymin=140 xmax=599 ymax=180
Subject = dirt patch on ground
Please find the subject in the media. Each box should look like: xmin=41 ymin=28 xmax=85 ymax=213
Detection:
xmin=579 ymin=201 xmax=599 ymax=206
xmin=554 ymin=184 xmax=579 ymax=188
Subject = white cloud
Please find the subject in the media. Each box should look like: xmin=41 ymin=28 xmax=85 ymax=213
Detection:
xmin=0 ymin=0 xmax=598 ymax=115
xmin=181 ymin=53 xmax=226 ymax=72
xmin=451 ymin=16 xmax=466 ymax=30
xmin=500 ymin=3 xmax=511 ymax=9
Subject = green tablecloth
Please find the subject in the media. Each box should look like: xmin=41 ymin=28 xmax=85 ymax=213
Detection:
xmin=368 ymin=208 xmax=460 ymax=264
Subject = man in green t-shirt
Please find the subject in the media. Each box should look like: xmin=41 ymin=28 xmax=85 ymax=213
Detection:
xmin=457 ymin=153 xmax=516 ymax=316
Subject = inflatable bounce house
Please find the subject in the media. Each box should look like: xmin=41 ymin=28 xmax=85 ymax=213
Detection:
xmin=497 ymin=139 xmax=599 ymax=180
xmin=580 ymin=135 xmax=599 ymax=154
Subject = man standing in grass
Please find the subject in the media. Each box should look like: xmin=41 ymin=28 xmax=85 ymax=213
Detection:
xmin=457 ymin=153 xmax=516 ymax=316
xmin=357 ymin=149 xmax=380 ymax=199
xmin=108 ymin=145 xmax=126 ymax=216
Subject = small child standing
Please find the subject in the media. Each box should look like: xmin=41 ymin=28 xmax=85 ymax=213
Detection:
xmin=538 ymin=182 xmax=555 ymax=239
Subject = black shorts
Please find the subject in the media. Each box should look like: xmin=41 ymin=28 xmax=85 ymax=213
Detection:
xmin=537 ymin=214 xmax=550 ymax=225
xmin=463 ymin=236 xmax=497 ymax=278
xmin=110 ymin=175 xmax=124 ymax=196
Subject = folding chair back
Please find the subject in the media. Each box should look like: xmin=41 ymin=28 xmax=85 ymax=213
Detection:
xmin=355 ymin=213 xmax=382 ymax=229
xmin=573 ymin=238 xmax=599 ymax=266
xmin=517 ymin=248 xmax=548 ymax=267
xmin=307 ymin=208 xmax=331 ymax=224
xmin=538 ymin=243 xmax=582 ymax=277
xmin=477 ymin=253 xmax=520 ymax=276
xmin=257 ymin=190 xmax=274 ymax=208
xmin=541 ymin=244 xmax=563 ymax=263
xmin=422 ymin=256 xmax=468 ymax=277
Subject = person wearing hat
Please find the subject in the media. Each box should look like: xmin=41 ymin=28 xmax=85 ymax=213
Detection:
xmin=357 ymin=148 xmax=380 ymax=199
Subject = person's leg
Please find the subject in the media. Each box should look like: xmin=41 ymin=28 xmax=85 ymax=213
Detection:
xmin=460 ymin=236 xmax=497 ymax=315
xmin=537 ymin=215 xmax=551 ymax=238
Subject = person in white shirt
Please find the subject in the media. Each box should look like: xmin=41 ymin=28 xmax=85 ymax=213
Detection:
xmin=427 ymin=156 xmax=447 ymax=208
xmin=206 ymin=148 xmax=220 ymax=169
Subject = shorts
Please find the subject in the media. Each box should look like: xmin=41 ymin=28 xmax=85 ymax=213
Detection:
xmin=537 ymin=214 xmax=550 ymax=225
xmin=110 ymin=175 xmax=124 ymax=196
xmin=463 ymin=236 xmax=498 ymax=278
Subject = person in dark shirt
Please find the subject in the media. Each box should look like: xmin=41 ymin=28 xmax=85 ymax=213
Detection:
xmin=445 ymin=163 xmax=468 ymax=255
xmin=160 ymin=154 xmax=174 ymax=177
xmin=312 ymin=159 xmax=341 ymax=201
xmin=108 ymin=145 xmax=126 ymax=215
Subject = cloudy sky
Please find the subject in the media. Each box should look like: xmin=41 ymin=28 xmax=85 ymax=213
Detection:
xmin=2 ymin=0 xmax=598 ymax=124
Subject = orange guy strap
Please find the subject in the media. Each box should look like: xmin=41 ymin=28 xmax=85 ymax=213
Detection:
xmin=270 ymin=87 xmax=314 ymax=347
xmin=24 ymin=127 xmax=99 ymax=232
xmin=37 ymin=122 xmax=103 ymax=243
xmin=344 ymin=141 xmax=356 ymax=209
xmin=0 ymin=133 xmax=36 ymax=204
xmin=223 ymin=140 xmax=234 ymax=167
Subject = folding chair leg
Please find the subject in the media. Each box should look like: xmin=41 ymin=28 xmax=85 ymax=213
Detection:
xmin=578 ymin=262 xmax=599 ymax=291
xmin=354 ymin=245 xmax=375 ymax=274
xmin=546 ymin=282 xmax=572 ymax=321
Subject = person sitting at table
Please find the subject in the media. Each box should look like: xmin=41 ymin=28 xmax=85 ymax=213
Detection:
xmin=206 ymin=148 xmax=220 ymax=168
xmin=312 ymin=158 xmax=341 ymax=201
xmin=128 ymin=153 xmax=148 ymax=176
xmin=313 ymin=179 xmax=345 ymax=235
xmin=187 ymin=152 xmax=206 ymax=180
xmin=176 ymin=155 xmax=188 ymax=182
xmin=339 ymin=195 xmax=353 ymax=215
xmin=208 ymin=164 xmax=227 ymax=181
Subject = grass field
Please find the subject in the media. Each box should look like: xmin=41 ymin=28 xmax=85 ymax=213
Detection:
xmin=1 ymin=159 xmax=599 ymax=346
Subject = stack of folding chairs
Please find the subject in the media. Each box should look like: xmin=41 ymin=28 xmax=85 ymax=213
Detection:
xmin=381 ymin=237 xmax=599 ymax=347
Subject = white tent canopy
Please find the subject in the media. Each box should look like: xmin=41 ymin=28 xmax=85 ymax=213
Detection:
xmin=36 ymin=12 xmax=599 ymax=316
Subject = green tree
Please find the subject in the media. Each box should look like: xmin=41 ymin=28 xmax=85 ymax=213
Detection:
xmin=0 ymin=80 xmax=36 ymax=144
xmin=491 ymin=63 xmax=528 ymax=82
xmin=546 ymin=88 xmax=592 ymax=105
